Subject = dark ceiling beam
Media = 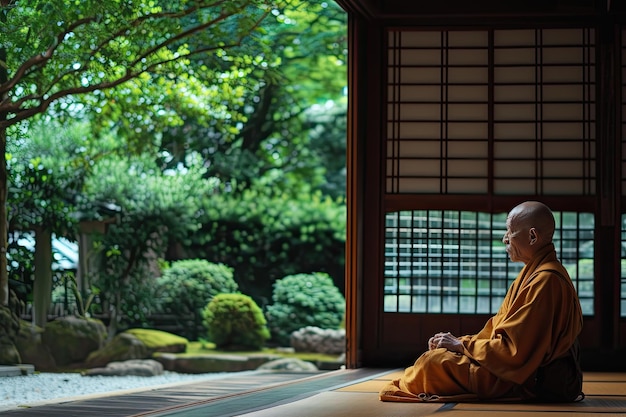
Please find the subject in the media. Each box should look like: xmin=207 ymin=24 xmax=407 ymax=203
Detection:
xmin=333 ymin=0 xmax=622 ymax=20
xmin=334 ymin=0 xmax=378 ymax=19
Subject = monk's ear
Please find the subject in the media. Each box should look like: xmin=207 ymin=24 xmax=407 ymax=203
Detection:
xmin=529 ymin=228 xmax=538 ymax=245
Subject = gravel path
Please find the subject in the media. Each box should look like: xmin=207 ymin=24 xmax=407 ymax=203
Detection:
xmin=0 ymin=371 xmax=255 ymax=411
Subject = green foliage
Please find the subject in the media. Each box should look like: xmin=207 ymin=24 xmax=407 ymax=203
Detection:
xmin=1 ymin=0 xmax=273 ymax=130
xmin=155 ymin=259 xmax=238 ymax=339
xmin=146 ymin=0 xmax=348 ymax=196
xmin=51 ymin=277 xmax=103 ymax=317
xmin=302 ymin=100 xmax=347 ymax=199
xmin=202 ymin=293 xmax=270 ymax=350
xmin=80 ymin=152 xmax=213 ymax=333
xmin=0 ymin=0 xmax=348 ymax=328
xmin=5 ymin=121 xmax=93 ymax=309
xmin=186 ymin=183 xmax=346 ymax=304
xmin=265 ymin=272 xmax=345 ymax=346
xmin=7 ymin=232 xmax=35 ymax=293
xmin=6 ymin=120 xmax=90 ymax=236
xmin=65 ymin=273 xmax=99 ymax=318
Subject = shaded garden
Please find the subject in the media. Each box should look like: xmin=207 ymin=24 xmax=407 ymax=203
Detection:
xmin=0 ymin=0 xmax=348 ymax=370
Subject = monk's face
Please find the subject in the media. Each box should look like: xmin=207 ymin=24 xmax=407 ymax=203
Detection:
xmin=502 ymin=210 xmax=533 ymax=264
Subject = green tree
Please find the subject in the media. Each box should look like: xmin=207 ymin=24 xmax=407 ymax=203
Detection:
xmin=0 ymin=0 xmax=276 ymax=307
xmin=6 ymin=119 xmax=93 ymax=325
xmin=81 ymin=152 xmax=212 ymax=336
xmin=206 ymin=0 xmax=347 ymax=193
xmin=77 ymin=0 xmax=348 ymax=196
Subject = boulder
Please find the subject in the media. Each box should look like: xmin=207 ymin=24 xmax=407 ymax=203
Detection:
xmin=14 ymin=321 xmax=56 ymax=371
xmin=290 ymin=326 xmax=345 ymax=355
xmin=0 ymin=341 xmax=20 ymax=366
xmin=85 ymin=329 xmax=188 ymax=369
xmin=85 ymin=332 xmax=150 ymax=368
xmin=0 ymin=303 xmax=21 ymax=365
xmin=83 ymin=359 xmax=164 ymax=377
xmin=42 ymin=317 xmax=107 ymax=366
xmin=157 ymin=353 xmax=249 ymax=373
xmin=257 ymin=358 xmax=318 ymax=371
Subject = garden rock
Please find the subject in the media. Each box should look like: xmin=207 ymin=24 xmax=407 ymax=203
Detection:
xmin=85 ymin=329 xmax=188 ymax=369
xmin=0 ymin=341 xmax=20 ymax=366
xmin=83 ymin=359 xmax=164 ymax=377
xmin=85 ymin=332 xmax=150 ymax=368
xmin=42 ymin=316 xmax=107 ymax=366
xmin=0 ymin=304 xmax=21 ymax=365
xmin=290 ymin=326 xmax=345 ymax=355
xmin=257 ymin=358 xmax=318 ymax=371
xmin=157 ymin=353 xmax=249 ymax=373
xmin=14 ymin=321 xmax=56 ymax=371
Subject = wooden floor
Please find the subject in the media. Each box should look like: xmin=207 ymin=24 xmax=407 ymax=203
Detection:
xmin=237 ymin=370 xmax=626 ymax=417
xmin=2 ymin=369 xmax=625 ymax=416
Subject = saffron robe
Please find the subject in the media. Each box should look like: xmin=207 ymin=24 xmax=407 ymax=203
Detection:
xmin=379 ymin=243 xmax=583 ymax=402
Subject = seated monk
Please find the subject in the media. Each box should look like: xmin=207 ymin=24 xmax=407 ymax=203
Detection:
xmin=379 ymin=201 xmax=584 ymax=403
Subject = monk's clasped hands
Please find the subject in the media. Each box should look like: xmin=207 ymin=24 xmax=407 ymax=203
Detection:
xmin=428 ymin=331 xmax=463 ymax=353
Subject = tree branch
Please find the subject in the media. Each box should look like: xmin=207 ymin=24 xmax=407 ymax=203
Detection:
xmin=0 ymin=1 xmax=273 ymax=129
xmin=0 ymin=16 xmax=97 ymax=96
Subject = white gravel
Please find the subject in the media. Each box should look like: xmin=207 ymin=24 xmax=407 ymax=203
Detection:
xmin=0 ymin=371 xmax=255 ymax=411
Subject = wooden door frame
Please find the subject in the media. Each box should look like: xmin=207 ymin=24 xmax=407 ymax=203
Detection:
xmin=340 ymin=0 xmax=626 ymax=370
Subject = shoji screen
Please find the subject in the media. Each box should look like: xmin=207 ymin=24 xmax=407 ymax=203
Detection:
xmin=386 ymin=28 xmax=596 ymax=195
xmin=383 ymin=28 xmax=596 ymax=316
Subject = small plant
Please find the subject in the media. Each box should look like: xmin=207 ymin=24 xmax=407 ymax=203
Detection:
xmin=265 ymin=272 xmax=345 ymax=346
xmin=202 ymin=293 xmax=270 ymax=350
xmin=52 ymin=273 xmax=99 ymax=318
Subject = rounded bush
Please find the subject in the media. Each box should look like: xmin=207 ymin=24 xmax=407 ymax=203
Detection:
xmin=202 ymin=293 xmax=270 ymax=350
xmin=265 ymin=272 xmax=345 ymax=346
xmin=155 ymin=260 xmax=238 ymax=339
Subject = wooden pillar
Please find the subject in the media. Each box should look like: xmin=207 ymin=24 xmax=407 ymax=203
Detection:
xmin=595 ymin=20 xmax=621 ymax=353
xmin=33 ymin=228 xmax=52 ymax=327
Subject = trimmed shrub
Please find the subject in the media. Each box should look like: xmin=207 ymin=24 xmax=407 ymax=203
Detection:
xmin=265 ymin=272 xmax=345 ymax=346
xmin=155 ymin=260 xmax=238 ymax=339
xmin=202 ymin=293 xmax=270 ymax=350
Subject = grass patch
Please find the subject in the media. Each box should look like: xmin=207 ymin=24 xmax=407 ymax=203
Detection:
xmin=126 ymin=328 xmax=188 ymax=348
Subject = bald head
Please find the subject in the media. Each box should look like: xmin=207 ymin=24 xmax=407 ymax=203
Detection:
xmin=503 ymin=201 xmax=555 ymax=263
xmin=508 ymin=201 xmax=555 ymax=242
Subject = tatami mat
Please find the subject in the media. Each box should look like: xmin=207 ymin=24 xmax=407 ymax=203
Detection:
xmin=343 ymin=370 xmax=626 ymax=396
xmin=236 ymin=392 xmax=626 ymax=417
xmin=336 ymin=379 xmax=388 ymax=392
xmin=453 ymin=397 xmax=626 ymax=413
xmin=236 ymin=391 xmax=442 ymax=417
xmin=583 ymin=373 xmax=626 ymax=382
xmin=583 ymin=382 xmax=626 ymax=395
xmin=243 ymin=369 xmax=626 ymax=417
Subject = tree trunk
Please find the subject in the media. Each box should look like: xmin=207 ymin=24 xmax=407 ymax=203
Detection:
xmin=0 ymin=126 xmax=6 ymax=308
xmin=33 ymin=228 xmax=53 ymax=326
xmin=0 ymin=26 xmax=7 ymax=306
